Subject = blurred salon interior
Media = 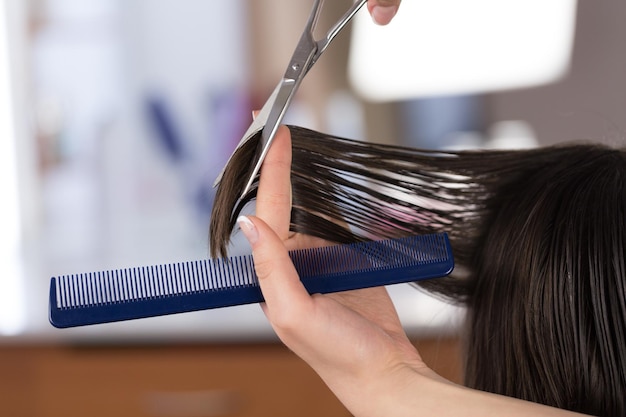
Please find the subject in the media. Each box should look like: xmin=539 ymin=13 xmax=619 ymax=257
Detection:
xmin=0 ymin=0 xmax=624 ymax=415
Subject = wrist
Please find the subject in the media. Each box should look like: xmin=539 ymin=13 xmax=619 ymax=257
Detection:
xmin=354 ymin=359 xmax=443 ymax=417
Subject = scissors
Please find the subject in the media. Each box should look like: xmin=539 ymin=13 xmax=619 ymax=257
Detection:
xmin=214 ymin=0 xmax=368 ymax=200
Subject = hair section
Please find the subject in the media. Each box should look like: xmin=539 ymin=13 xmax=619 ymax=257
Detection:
xmin=209 ymin=125 xmax=625 ymax=415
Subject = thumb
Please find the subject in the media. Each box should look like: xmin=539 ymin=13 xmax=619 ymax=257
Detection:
xmin=236 ymin=215 xmax=313 ymax=318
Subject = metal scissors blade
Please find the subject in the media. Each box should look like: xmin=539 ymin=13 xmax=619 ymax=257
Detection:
xmin=214 ymin=0 xmax=367 ymax=200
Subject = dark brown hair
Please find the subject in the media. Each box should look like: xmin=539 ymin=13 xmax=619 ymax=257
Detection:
xmin=210 ymin=125 xmax=626 ymax=416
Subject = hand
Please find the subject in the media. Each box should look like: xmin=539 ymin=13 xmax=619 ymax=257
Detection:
xmin=368 ymin=0 xmax=400 ymax=25
xmin=237 ymin=126 xmax=429 ymax=415
xmin=236 ymin=126 xmax=592 ymax=417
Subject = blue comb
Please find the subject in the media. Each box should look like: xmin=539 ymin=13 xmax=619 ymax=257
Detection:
xmin=49 ymin=233 xmax=454 ymax=328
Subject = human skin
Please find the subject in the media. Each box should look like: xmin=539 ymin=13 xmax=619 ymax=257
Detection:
xmin=237 ymin=126 xmax=590 ymax=417
xmin=368 ymin=0 xmax=401 ymax=25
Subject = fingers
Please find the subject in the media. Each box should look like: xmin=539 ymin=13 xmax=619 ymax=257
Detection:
xmin=237 ymin=215 xmax=312 ymax=325
xmin=368 ymin=0 xmax=400 ymax=25
xmin=255 ymin=125 xmax=292 ymax=240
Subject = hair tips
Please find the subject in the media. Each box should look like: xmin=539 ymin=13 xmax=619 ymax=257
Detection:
xmin=209 ymin=124 xmax=626 ymax=415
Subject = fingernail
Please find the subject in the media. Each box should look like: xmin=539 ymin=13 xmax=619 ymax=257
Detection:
xmin=237 ymin=216 xmax=259 ymax=245
xmin=371 ymin=5 xmax=398 ymax=25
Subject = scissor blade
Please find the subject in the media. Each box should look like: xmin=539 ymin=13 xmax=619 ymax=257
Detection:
xmin=315 ymin=0 xmax=366 ymax=59
xmin=212 ymin=82 xmax=283 ymax=187
xmin=239 ymin=78 xmax=298 ymax=198
xmin=214 ymin=0 xmax=366 ymax=195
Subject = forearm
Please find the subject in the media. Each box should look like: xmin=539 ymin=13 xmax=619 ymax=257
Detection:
xmin=353 ymin=364 xmax=592 ymax=417
xmin=241 ymin=127 xmax=592 ymax=417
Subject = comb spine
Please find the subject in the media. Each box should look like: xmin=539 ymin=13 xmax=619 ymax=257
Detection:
xmin=49 ymin=234 xmax=453 ymax=328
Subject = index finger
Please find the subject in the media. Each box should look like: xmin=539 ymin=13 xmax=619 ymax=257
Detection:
xmin=255 ymin=125 xmax=292 ymax=241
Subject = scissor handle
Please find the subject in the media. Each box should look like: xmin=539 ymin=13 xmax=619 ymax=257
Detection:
xmin=287 ymin=0 xmax=368 ymax=79
xmin=215 ymin=0 xmax=367 ymax=199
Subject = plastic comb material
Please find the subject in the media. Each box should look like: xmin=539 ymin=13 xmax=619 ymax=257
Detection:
xmin=49 ymin=233 xmax=454 ymax=328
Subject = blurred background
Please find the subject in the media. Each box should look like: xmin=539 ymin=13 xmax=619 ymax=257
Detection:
xmin=0 ymin=0 xmax=625 ymax=416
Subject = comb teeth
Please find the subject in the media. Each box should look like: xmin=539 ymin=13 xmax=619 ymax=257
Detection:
xmin=49 ymin=233 xmax=454 ymax=328
xmin=290 ymin=233 xmax=448 ymax=277
xmin=54 ymin=257 xmax=258 ymax=309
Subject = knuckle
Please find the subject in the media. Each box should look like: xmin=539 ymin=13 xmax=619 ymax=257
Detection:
xmin=271 ymin=314 xmax=297 ymax=333
xmin=267 ymin=302 xmax=314 ymax=344
xmin=253 ymin=255 xmax=275 ymax=280
xmin=256 ymin=190 xmax=289 ymax=207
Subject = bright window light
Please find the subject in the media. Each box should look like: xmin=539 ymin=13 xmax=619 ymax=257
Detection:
xmin=349 ymin=0 xmax=578 ymax=101
xmin=0 ymin=0 xmax=26 ymax=336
